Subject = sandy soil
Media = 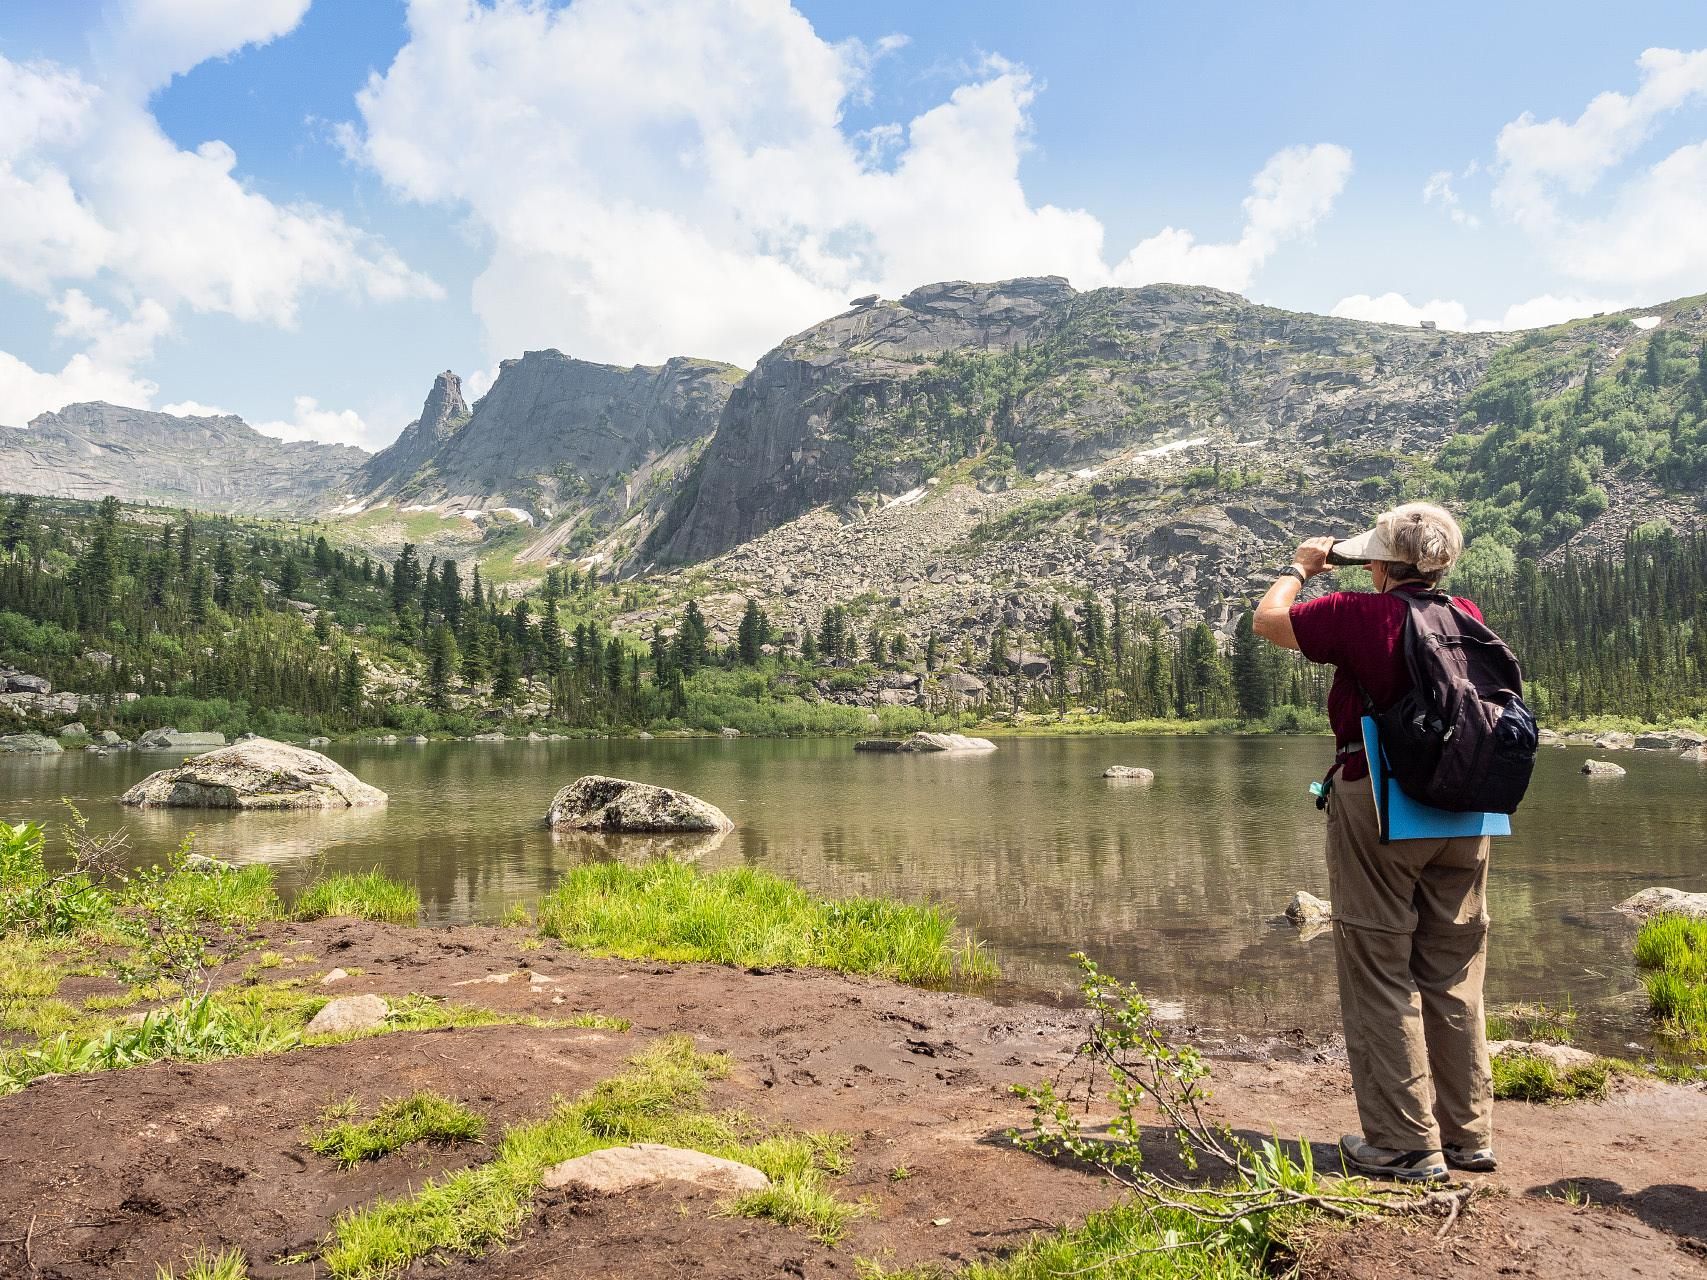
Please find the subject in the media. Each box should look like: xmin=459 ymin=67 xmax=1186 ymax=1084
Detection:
xmin=1 ymin=919 xmax=1702 ymax=1279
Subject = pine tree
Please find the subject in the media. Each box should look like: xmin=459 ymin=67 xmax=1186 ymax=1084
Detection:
xmin=3 ymin=493 xmax=36 ymax=556
xmin=461 ymin=624 xmax=488 ymax=685
xmin=737 ymin=597 xmax=767 ymax=665
xmin=800 ymin=629 xmax=819 ymax=662
xmin=492 ymin=639 xmax=520 ymax=700
xmin=339 ymin=650 xmax=364 ymax=720
xmin=925 ymin=631 xmax=940 ymax=671
xmin=1231 ymin=608 xmax=1270 ymax=721
xmin=279 ymin=553 xmax=301 ymax=598
xmin=426 ymin=625 xmax=458 ymax=711
xmin=675 ymin=601 xmax=709 ymax=673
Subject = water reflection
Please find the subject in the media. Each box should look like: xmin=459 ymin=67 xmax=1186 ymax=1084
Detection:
xmin=5 ymin=737 xmax=1702 ymax=1051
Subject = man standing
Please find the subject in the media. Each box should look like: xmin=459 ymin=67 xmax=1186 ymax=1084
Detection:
xmin=1253 ymin=502 xmax=1495 ymax=1184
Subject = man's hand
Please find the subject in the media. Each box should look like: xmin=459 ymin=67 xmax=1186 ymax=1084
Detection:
xmin=1291 ymin=536 xmax=1336 ymax=579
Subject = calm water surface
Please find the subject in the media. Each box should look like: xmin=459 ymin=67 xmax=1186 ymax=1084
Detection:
xmin=4 ymin=737 xmax=1702 ymax=1050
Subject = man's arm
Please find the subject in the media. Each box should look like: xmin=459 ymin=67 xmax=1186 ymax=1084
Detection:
xmin=1253 ymin=536 xmax=1335 ymax=651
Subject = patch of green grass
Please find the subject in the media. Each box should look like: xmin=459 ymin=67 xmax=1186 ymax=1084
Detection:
xmin=310 ymin=1091 xmax=486 ymax=1167
xmin=1486 ymin=1000 xmax=1577 ymax=1044
xmin=155 ymin=1246 xmax=249 ymax=1280
xmin=1491 ymin=1051 xmax=1612 ymax=1102
xmin=122 ymin=862 xmax=281 ymax=926
xmin=855 ymin=1193 xmax=1293 ymax=1280
xmin=324 ymin=1035 xmax=858 ymax=1278
xmin=1634 ymin=913 xmax=1707 ymax=1056
xmin=293 ymin=871 xmax=421 ymax=925
xmin=537 ymin=862 xmax=997 ymax=985
xmin=0 ymin=935 xmax=80 ymax=1039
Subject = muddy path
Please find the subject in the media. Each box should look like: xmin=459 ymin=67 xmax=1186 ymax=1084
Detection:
xmin=1 ymin=919 xmax=1702 ymax=1279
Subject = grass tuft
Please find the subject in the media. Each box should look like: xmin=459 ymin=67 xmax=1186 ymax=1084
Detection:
xmin=294 ymin=871 xmax=421 ymax=925
xmin=1634 ymin=913 xmax=1707 ymax=1056
xmin=537 ymin=862 xmax=997 ymax=985
xmin=1485 ymin=1000 xmax=1576 ymax=1044
xmin=1491 ymin=1052 xmax=1611 ymax=1102
xmin=310 ymin=1091 xmax=485 ymax=1167
xmin=154 ymin=1246 xmax=249 ymax=1279
xmin=324 ymin=1035 xmax=858 ymax=1278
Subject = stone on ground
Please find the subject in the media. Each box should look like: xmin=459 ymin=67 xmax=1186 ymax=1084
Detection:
xmin=120 ymin=737 xmax=387 ymax=809
xmin=1104 ymin=765 xmax=1154 ymax=780
xmin=546 ymin=775 xmax=733 ymax=833
xmin=1490 ymin=1040 xmax=1598 ymax=1070
xmin=0 ymin=733 xmax=62 ymax=754
xmin=305 ymin=994 xmax=388 ymax=1036
xmin=135 ymin=728 xmax=228 ymax=751
xmin=1581 ymin=759 xmax=1626 ymax=777
xmin=540 ymin=1143 xmax=770 ymax=1195
xmin=1617 ymin=887 xmax=1707 ymax=921
xmin=1285 ymin=891 xmax=1333 ymax=926
xmin=719 ymin=726 xmax=741 ymax=738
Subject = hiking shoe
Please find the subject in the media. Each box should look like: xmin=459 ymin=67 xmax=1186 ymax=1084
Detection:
xmin=1339 ymin=1134 xmax=1448 ymax=1183
xmin=1445 ymin=1145 xmax=1497 ymax=1172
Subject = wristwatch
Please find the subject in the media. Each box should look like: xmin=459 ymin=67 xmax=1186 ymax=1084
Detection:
xmin=1277 ymin=565 xmax=1307 ymax=584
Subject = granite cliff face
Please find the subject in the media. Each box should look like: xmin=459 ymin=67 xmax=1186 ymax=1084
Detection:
xmin=360 ymin=352 xmax=741 ymax=520
xmin=0 ymin=402 xmax=365 ymax=516
xmin=653 ymin=278 xmax=1506 ymax=563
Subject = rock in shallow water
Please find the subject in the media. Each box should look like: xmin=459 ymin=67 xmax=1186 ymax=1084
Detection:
xmin=120 ymin=738 xmax=387 ymax=809
xmin=1285 ymin=891 xmax=1333 ymax=926
xmin=1104 ymin=765 xmax=1154 ymax=780
xmin=1580 ymin=759 xmax=1626 ymax=777
xmin=0 ymin=733 xmax=62 ymax=754
xmin=546 ymin=775 xmax=733 ymax=833
xmin=1617 ymin=887 xmax=1707 ymax=921
xmin=854 ymin=732 xmax=996 ymax=754
xmin=540 ymin=1143 xmax=769 ymax=1195
xmin=135 ymin=728 xmax=227 ymax=751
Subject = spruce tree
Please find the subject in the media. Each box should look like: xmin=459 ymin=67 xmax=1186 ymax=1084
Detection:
xmin=737 ymin=597 xmax=766 ymax=665
xmin=339 ymin=650 xmax=364 ymax=720
xmin=426 ymin=625 xmax=458 ymax=711
xmin=1231 ymin=608 xmax=1270 ymax=721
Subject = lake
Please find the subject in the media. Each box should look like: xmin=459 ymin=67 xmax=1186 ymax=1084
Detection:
xmin=4 ymin=735 xmax=1702 ymax=1051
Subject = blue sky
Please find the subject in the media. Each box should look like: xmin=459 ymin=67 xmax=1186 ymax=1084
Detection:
xmin=2 ymin=1 xmax=1704 ymax=449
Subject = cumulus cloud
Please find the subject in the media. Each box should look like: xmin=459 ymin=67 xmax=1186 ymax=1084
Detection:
xmin=0 ymin=2 xmax=437 ymax=427
xmin=344 ymin=0 xmax=1350 ymax=366
xmin=1491 ymin=47 xmax=1707 ymax=292
xmin=1330 ymin=290 xmax=1626 ymax=333
xmin=251 ymin=394 xmax=373 ymax=448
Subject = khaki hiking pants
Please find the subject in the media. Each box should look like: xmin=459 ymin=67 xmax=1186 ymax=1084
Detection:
xmin=1325 ymin=773 xmax=1493 ymax=1153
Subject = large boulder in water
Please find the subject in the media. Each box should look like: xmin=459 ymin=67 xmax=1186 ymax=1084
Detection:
xmin=0 ymin=732 xmax=62 ymax=754
xmin=854 ymin=732 xmax=996 ymax=754
xmin=120 ymin=738 xmax=387 ymax=810
xmin=546 ymin=775 xmax=733 ymax=833
xmin=135 ymin=728 xmax=227 ymax=751
xmin=1580 ymin=759 xmax=1626 ymax=777
xmin=1104 ymin=765 xmax=1154 ymax=781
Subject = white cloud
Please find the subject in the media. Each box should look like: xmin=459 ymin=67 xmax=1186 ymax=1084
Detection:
xmin=344 ymin=0 xmax=1351 ymax=366
xmin=93 ymin=0 xmax=314 ymax=91
xmin=1422 ymin=168 xmax=1479 ymax=228
xmin=1110 ymin=144 xmax=1352 ymax=290
xmin=1491 ymin=47 xmax=1707 ymax=294
xmin=1331 ymin=290 xmax=1626 ymax=333
xmin=159 ymin=398 xmax=233 ymax=417
xmin=251 ymin=394 xmax=372 ymax=448
xmin=0 ymin=3 xmax=438 ymax=429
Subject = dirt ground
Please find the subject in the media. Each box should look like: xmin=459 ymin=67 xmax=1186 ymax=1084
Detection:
xmin=2 ymin=918 xmax=1703 ymax=1279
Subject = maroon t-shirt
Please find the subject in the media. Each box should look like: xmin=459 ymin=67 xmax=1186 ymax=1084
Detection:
xmin=1288 ymin=586 xmax=1484 ymax=782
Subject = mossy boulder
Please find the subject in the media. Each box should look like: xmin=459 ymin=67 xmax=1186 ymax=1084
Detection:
xmin=120 ymin=738 xmax=387 ymax=810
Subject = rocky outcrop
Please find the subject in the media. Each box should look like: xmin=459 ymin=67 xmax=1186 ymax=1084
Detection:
xmin=1489 ymin=1040 xmax=1599 ymax=1071
xmin=1617 ymin=887 xmax=1707 ymax=921
xmin=0 ymin=402 xmax=365 ymax=515
xmin=545 ymin=775 xmax=733 ymax=833
xmin=0 ymin=733 xmax=61 ymax=754
xmin=1581 ymin=759 xmax=1626 ymax=777
xmin=540 ymin=1143 xmax=769 ymax=1195
xmin=854 ymin=732 xmax=997 ymax=753
xmin=359 ymin=352 xmax=740 ymax=522
xmin=654 ymin=279 xmax=1508 ymax=563
xmin=0 ymin=670 xmax=51 ymax=694
xmin=120 ymin=738 xmax=387 ymax=809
